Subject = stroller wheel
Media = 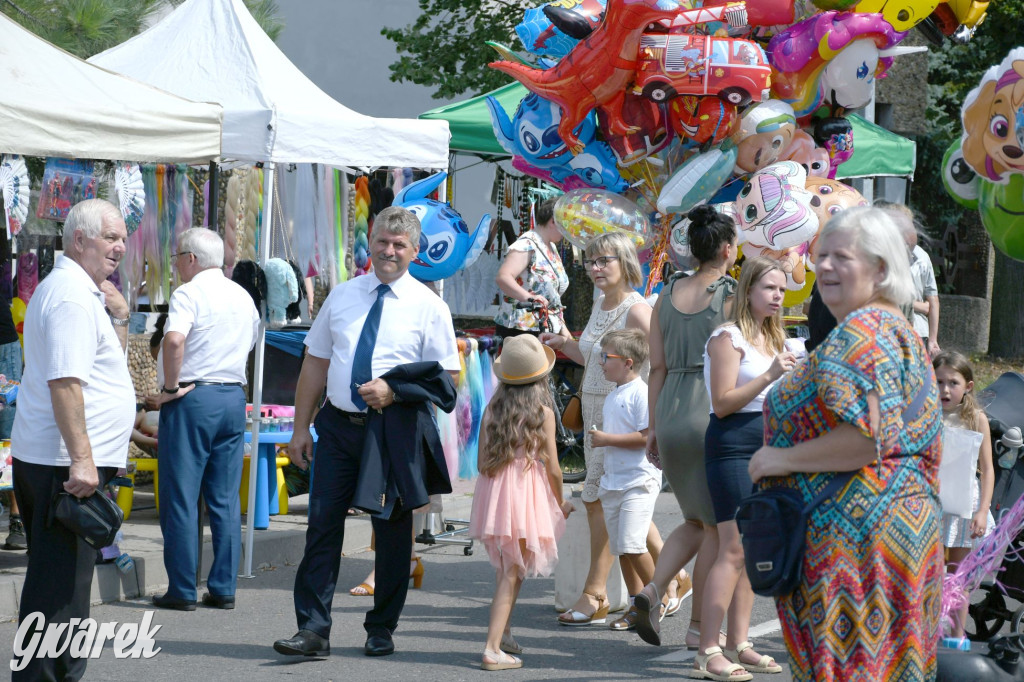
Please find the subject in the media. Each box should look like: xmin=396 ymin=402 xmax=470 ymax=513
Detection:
xmin=1011 ymin=606 xmax=1024 ymax=650
xmin=967 ymin=583 xmax=1009 ymax=641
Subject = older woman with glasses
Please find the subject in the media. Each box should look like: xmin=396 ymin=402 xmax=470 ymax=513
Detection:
xmin=542 ymin=233 xmax=687 ymax=629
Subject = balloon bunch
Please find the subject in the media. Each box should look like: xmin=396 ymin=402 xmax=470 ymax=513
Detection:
xmin=486 ymin=0 xmax=939 ymax=298
xmin=943 ymin=47 xmax=1024 ymax=262
xmin=353 ymin=176 xmax=371 ymax=276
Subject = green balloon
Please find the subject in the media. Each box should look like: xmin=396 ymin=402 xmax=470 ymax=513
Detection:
xmin=979 ymin=173 xmax=1024 ymax=262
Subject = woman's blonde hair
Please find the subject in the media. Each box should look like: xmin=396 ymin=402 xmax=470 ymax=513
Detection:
xmin=933 ymin=351 xmax=982 ymax=432
xmin=478 ymin=381 xmax=554 ymax=476
xmin=730 ymin=256 xmax=786 ymax=355
xmin=585 ymin=232 xmax=643 ymax=287
xmin=820 ymin=206 xmax=915 ymax=308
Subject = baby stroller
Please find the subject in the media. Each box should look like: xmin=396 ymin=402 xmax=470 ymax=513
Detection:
xmin=966 ymin=372 xmax=1024 ymax=641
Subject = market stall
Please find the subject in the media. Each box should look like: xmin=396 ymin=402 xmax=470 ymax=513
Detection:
xmin=89 ymin=0 xmax=450 ymax=575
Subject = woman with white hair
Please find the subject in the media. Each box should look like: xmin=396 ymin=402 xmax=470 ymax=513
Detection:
xmin=749 ymin=207 xmax=944 ymax=681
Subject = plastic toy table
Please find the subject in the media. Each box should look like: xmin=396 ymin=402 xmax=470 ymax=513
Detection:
xmin=243 ymin=427 xmax=316 ymax=530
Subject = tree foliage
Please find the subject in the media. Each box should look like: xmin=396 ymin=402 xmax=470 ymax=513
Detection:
xmin=382 ymin=0 xmax=534 ymax=99
xmin=0 ymin=0 xmax=284 ymax=58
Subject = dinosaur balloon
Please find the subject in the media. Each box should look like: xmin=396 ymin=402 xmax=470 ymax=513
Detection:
xmin=490 ymin=0 xmax=683 ymax=154
xmin=393 ymin=172 xmax=492 ymax=282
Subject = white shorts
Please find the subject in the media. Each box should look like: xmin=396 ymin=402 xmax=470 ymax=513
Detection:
xmin=599 ymin=477 xmax=660 ymax=556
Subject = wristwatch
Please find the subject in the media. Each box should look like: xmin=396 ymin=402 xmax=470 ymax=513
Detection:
xmin=162 ymin=385 xmax=180 ymax=394
xmin=109 ymin=314 xmax=130 ymax=327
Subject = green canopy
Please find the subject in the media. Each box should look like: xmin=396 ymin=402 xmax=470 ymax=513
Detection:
xmin=420 ymin=83 xmax=915 ymax=178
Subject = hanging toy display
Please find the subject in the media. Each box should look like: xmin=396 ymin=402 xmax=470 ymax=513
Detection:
xmin=0 ymin=154 xmax=30 ymax=236
xmin=114 ymin=161 xmax=146 ymax=235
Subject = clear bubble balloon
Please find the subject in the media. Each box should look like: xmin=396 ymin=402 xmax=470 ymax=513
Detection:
xmin=554 ymin=189 xmax=651 ymax=250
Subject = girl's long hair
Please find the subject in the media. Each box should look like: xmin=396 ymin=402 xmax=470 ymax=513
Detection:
xmin=933 ymin=351 xmax=982 ymax=432
xmin=479 ymin=380 xmax=554 ymax=476
xmin=731 ymin=256 xmax=786 ymax=356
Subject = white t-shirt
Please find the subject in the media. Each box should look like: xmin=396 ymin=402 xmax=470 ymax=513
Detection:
xmin=12 ymin=256 xmax=135 ymax=468
xmin=909 ymin=244 xmax=938 ymax=338
xmin=703 ymin=325 xmax=806 ymax=414
xmin=599 ymin=377 xmax=657 ymax=490
xmin=305 ymin=270 xmax=461 ymax=412
xmin=166 ymin=268 xmax=260 ymax=383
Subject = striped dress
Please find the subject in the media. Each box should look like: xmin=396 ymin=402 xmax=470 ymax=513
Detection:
xmin=761 ymin=307 xmax=943 ymax=681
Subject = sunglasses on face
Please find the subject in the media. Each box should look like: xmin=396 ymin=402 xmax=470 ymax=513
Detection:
xmin=599 ymin=352 xmax=625 ymax=364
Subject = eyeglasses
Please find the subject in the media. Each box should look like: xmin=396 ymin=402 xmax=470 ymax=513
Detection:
xmin=583 ymin=255 xmax=619 ymax=270
xmin=173 ymin=251 xmax=193 ymax=259
xmin=599 ymin=352 xmax=625 ymax=364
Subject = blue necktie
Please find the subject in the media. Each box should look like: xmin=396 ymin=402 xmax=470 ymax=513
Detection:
xmin=351 ymin=283 xmax=391 ymax=409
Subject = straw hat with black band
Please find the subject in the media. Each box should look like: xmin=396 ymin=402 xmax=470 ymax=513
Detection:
xmin=493 ymin=335 xmax=556 ymax=385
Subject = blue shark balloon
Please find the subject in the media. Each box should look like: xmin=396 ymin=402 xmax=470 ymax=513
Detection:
xmin=394 ymin=172 xmax=491 ymax=282
xmin=487 ymin=92 xmax=627 ymax=193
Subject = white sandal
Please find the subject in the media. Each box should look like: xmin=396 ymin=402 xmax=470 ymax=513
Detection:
xmin=725 ymin=641 xmax=782 ymax=674
xmin=689 ymin=646 xmax=753 ymax=681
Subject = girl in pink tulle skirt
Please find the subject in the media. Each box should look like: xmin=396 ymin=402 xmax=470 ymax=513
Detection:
xmin=469 ymin=335 xmax=574 ymax=671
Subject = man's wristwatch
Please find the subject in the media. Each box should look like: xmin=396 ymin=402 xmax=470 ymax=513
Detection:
xmin=162 ymin=385 xmax=180 ymax=394
xmin=109 ymin=313 xmax=130 ymax=327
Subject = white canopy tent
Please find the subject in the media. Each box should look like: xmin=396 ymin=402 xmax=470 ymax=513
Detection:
xmin=0 ymin=12 xmax=222 ymax=163
xmin=90 ymin=0 xmax=451 ymax=577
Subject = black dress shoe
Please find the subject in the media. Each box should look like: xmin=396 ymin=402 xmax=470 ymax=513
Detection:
xmin=273 ymin=630 xmax=330 ymax=657
xmin=152 ymin=593 xmax=197 ymax=611
xmin=201 ymin=593 xmax=235 ymax=609
xmin=364 ymin=632 xmax=395 ymax=657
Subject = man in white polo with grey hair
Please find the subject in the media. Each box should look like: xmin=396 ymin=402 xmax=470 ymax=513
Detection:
xmin=11 ymin=198 xmax=134 ymax=681
xmin=151 ymin=227 xmax=259 ymax=611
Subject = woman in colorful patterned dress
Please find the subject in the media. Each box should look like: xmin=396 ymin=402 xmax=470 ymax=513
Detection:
xmin=494 ymin=198 xmax=570 ymax=341
xmin=749 ymin=207 xmax=943 ymax=681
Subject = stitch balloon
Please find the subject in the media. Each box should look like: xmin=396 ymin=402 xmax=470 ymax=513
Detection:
xmin=554 ymin=188 xmax=651 ymax=249
xmin=487 ymin=93 xmax=627 ymax=192
xmin=393 ymin=172 xmax=492 ymax=282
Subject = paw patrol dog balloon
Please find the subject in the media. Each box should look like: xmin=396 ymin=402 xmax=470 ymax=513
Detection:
xmin=394 ymin=172 xmax=491 ymax=282
xmin=961 ymin=47 xmax=1024 ymax=184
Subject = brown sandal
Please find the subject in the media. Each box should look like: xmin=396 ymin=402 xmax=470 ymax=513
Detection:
xmin=557 ymin=591 xmax=609 ymax=626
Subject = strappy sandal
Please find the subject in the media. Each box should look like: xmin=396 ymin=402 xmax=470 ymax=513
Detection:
xmin=500 ymin=633 xmax=522 ymax=655
xmin=633 ymin=582 xmax=662 ymax=645
xmin=686 ymin=625 xmax=728 ymax=651
xmin=609 ymin=606 xmax=639 ymax=631
xmin=557 ymin=591 xmax=609 ymax=626
xmin=481 ymin=648 xmax=522 ymax=671
xmin=689 ymin=646 xmax=753 ymax=681
xmin=349 ymin=582 xmax=374 ymax=596
xmin=665 ymin=571 xmax=692 ymax=617
xmin=725 ymin=641 xmax=782 ymax=674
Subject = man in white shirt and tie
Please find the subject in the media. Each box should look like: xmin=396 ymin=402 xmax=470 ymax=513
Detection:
xmin=274 ymin=206 xmax=460 ymax=659
xmin=151 ymin=228 xmax=259 ymax=611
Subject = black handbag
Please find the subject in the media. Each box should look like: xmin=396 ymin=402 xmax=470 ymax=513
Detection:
xmin=736 ymin=471 xmax=854 ymax=597
xmin=50 ymin=490 xmax=124 ymax=549
xmin=738 ymin=366 xmax=935 ymax=598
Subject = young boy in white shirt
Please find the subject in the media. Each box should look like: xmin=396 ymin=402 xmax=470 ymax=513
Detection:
xmin=590 ymin=328 xmax=661 ymax=631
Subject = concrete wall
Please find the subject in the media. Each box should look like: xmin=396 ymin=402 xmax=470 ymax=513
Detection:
xmin=938 ymin=294 xmax=991 ymax=354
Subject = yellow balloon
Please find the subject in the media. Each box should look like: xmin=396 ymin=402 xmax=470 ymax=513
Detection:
xmin=11 ymin=297 xmax=26 ymax=347
xmin=783 ymin=270 xmax=814 ymax=308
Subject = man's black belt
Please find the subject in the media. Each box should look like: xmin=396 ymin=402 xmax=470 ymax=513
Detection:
xmin=326 ymin=402 xmax=367 ymax=426
xmin=182 ymin=380 xmax=243 ymax=387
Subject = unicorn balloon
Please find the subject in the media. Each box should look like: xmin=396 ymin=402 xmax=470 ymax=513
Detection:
xmin=393 ymin=172 xmax=491 ymax=282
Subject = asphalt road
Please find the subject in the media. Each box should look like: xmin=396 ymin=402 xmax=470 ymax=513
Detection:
xmin=0 ymin=494 xmax=792 ymax=681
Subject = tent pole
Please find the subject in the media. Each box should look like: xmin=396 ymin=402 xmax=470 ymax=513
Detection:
xmin=208 ymin=161 xmax=219 ymax=230
xmin=242 ymin=162 xmax=275 ymax=579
